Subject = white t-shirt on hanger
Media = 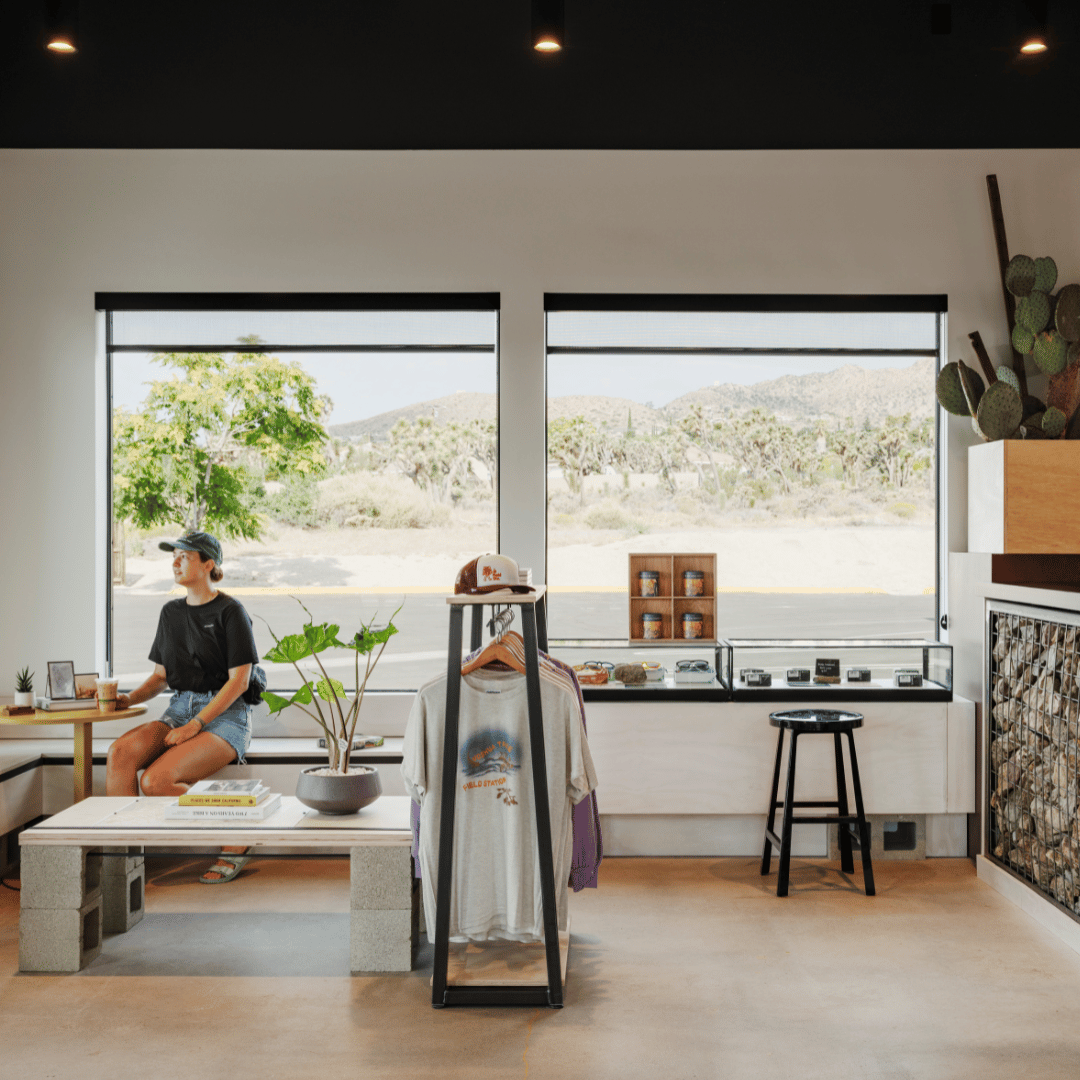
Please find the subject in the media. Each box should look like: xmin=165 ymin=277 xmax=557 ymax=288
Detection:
xmin=401 ymin=667 xmax=598 ymax=943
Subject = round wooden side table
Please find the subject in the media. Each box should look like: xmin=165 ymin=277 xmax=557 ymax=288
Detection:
xmin=0 ymin=705 xmax=148 ymax=802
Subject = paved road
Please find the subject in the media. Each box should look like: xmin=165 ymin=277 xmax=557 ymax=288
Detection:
xmin=113 ymin=591 xmax=936 ymax=692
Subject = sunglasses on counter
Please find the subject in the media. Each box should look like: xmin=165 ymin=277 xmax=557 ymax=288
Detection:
xmin=584 ymin=661 xmax=615 ymax=673
xmin=676 ymin=659 xmax=711 ymax=672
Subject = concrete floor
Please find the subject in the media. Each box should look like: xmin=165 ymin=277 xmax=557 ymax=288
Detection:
xmin=2 ymin=855 xmax=1080 ymax=1080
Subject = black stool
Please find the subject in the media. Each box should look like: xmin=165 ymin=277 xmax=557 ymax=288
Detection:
xmin=761 ymin=709 xmax=875 ymax=897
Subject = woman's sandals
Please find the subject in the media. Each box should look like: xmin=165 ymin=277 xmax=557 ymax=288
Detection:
xmin=199 ymin=853 xmax=251 ymax=884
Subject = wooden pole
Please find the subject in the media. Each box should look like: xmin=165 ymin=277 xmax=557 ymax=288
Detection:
xmin=968 ymin=331 xmax=997 ymax=386
xmin=986 ymin=174 xmax=1029 ymax=399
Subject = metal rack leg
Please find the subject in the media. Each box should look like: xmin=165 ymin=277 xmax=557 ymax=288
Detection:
xmin=521 ymin=603 xmax=564 ymax=1008
xmin=833 ymin=731 xmax=854 ymax=874
xmin=535 ymin=593 xmax=549 ymax=652
xmin=469 ymin=605 xmax=483 ymax=653
xmin=432 ymin=604 xmax=465 ymax=1007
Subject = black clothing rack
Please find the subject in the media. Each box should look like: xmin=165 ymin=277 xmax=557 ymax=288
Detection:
xmin=431 ymin=588 xmax=564 ymax=1008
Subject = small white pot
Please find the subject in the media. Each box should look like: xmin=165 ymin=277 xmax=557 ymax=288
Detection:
xmin=13 ymin=691 xmax=33 ymax=707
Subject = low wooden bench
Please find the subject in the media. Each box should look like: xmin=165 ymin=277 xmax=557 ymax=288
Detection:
xmin=18 ymin=794 xmax=416 ymax=974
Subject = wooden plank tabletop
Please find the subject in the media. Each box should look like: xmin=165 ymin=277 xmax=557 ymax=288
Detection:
xmin=19 ymin=794 xmax=414 ymax=847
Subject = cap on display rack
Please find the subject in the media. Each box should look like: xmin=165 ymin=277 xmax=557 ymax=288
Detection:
xmin=158 ymin=531 xmax=223 ymax=566
xmin=454 ymin=553 xmax=535 ymax=595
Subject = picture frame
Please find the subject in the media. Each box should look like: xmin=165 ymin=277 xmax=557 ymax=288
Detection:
xmin=74 ymin=672 xmax=99 ymax=700
xmin=46 ymin=660 xmax=76 ymax=700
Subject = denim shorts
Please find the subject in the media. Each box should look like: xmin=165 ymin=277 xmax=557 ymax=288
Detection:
xmin=160 ymin=691 xmax=252 ymax=764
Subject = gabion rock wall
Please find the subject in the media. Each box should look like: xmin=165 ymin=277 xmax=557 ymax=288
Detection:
xmin=989 ymin=609 xmax=1080 ymax=915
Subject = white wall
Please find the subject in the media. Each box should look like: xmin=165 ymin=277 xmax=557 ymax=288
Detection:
xmin=2 ymin=148 xmax=1079 ymax=686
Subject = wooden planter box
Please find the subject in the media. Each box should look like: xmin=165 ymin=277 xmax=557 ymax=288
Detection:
xmin=968 ymin=441 xmax=1080 ymax=554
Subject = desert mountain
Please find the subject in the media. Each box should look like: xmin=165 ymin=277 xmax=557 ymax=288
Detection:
xmin=329 ymin=392 xmax=496 ymax=442
xmin=328 ymin=360 xmax=934 ymax=439
xmin=663 ymin=359 xmax=935 ymax=426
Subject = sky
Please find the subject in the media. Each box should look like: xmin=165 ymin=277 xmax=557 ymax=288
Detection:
xmin=110 ymin=309 xmax=937 ymax=427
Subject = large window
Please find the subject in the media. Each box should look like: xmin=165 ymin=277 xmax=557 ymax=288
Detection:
xmin=545 ymin=295 xmax=945 ymax=641
xmin=102 ymin=294 xmax=499 ymax=692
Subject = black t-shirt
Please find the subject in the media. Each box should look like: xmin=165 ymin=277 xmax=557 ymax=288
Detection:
xmin=149 ymin=592 xmax=260 ymax=693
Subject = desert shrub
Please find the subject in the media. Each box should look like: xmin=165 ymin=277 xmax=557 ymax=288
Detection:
xmin=259 ymin=475 xmax=319 ymax=528
xmin=583 ymin=500 xmax=648 ymax=533
xmin=584 ymin=501 xmax=631 ymax=530
xmin=317 ymin=472 xmax=451 ymax=529
xmin=887 ymin=501 xmax=917 ymax=520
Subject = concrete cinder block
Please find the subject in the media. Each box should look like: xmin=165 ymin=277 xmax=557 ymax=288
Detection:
xmin=102 ymin=846 xmax=144 ymax=877
xmin=830 ymin=814 xmax=926 ymax=862
xmin=350 ymin=845 xmax=413 ymax=910
xmin=20 ymin=845 xmax=102 ymax=910
xmin=19 ymin=895 xmax=103 ymax=972
xmin=102 ymin=863 xmax=145 ymax=934
xmin=350 ymin=905 xmax=418 ymax=973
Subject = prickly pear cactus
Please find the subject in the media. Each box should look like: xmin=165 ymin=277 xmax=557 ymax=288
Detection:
xmin=1047 ymin=359 xmax=1080 ymax=422
xmin=1055 ymin=283 xmax=1080 ymax=342
xmin=976 ymin=380 xmax=1023 ymax=441
xmin=936 ymin=361 xmax=984 ymax=416
xmin=1033 ymin=329 xmax=1069 ymax=375
xmin=1034 ymin=257 xmax=1057 ymax=294
xmin=1012 ymin=324 xmax=1035 ymax=354
xmin=1042 ymin=406 xmax=1067 ymax=438
xmin=1022 ymin=393 xmax=1046 ymax=420
xmin=1017 ymin=290 xmax=1052 ymax=333
xmin=1005 ymin=254 xmax=1036 ymax=298
xmin=996 ymin=365 xmax=1021 ymax=392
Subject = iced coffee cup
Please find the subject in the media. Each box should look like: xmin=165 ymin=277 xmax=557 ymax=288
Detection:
xmin=95 ymin=677 xmax=119 ymax=713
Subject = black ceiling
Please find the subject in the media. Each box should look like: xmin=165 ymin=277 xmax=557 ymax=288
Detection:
xmin=0 ymin=1 xmax=1075 ymax=150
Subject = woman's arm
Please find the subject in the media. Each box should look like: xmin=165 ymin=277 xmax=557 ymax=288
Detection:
xmin=116 ymin=665 xmax=168 ymax=710
xmin=163 ymin=664 xmax=252 ymax=747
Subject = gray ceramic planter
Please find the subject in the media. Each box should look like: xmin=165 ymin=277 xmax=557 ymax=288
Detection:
xmin=295 ymin=766 xmax=382 ymax=815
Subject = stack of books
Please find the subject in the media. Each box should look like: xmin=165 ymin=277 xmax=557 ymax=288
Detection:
xmin=36 ymin=696 xmax=98 ymax=711
xmin=164 ymin=779 xmax=281 ymax=820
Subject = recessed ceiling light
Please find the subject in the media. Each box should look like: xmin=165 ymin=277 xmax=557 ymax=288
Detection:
xmin=1020 ymin=36 xmax=1048 ymax=54
xmin=44 ymin=0 xmax=78 ymax=54
xmin=532 ymin=0 xmax=564 ymax=54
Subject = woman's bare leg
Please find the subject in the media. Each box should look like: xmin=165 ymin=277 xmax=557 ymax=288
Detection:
xmin=140 ymin=732 xmax=249 ymax=882
xmin=106 ymin=721 xmax=170 ymax=796
xmin=140 ymin=731 xmax=238 ymax=795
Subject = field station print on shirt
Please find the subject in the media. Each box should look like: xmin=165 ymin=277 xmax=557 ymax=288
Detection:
xmin=402 ymin=667 xmax=598 ymax=943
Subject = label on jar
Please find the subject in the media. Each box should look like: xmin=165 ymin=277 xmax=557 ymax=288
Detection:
xmin=683 ymin=573 xmax=704 ymax=597
xmin=682 ymin=615 xmax=703 ymax=639
xmin=639 ymin=573 xmax=659 ymax=597
xmin=642 ymin=615 xmax=663 ymax=639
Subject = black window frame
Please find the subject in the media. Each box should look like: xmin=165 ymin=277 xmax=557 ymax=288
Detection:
xmin=543 ymin=292 xmax=948 ymax=640
xmin=98 ymin=291 xmax=501 ymax=682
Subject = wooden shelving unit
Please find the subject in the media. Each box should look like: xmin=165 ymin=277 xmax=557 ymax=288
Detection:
xmin=628 ymin=553 xmax=717 ymax=644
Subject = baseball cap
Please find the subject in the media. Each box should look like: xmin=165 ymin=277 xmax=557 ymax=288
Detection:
xmin=454 ymin=553 xmax=535 ymax=595
xmin=158 ymin=531 xmax=224 ymax=567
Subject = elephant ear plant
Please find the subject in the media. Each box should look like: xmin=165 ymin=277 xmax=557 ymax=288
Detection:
xmin=259 ymin=599 xmax=401 ymax=774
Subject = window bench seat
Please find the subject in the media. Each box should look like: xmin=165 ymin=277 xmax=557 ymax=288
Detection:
xmin=0 ymin=737 xmax=407 ymax=840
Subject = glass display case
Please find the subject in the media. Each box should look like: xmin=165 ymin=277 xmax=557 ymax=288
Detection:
xmin=718 ymin=639 xmax=953 ymax=702
xmin=546 ymin=641 xmax=727 ymax=701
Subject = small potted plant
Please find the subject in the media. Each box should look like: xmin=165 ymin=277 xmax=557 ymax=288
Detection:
xmin=14 ymin=667 xmax=34 ymax=708
xmin=260 ymin=600 xmax=400 ymax=815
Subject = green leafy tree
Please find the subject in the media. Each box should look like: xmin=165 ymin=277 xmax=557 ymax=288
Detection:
xmin=113 ymin=343 xmax=330 ymax=539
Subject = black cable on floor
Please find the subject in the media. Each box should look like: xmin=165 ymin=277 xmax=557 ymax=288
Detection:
xmin=0 ymin=877 xmax=20 ymax=891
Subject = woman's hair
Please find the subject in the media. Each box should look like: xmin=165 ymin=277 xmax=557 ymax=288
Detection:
xmin=196 ymin=550 xmax=224 ymax=582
